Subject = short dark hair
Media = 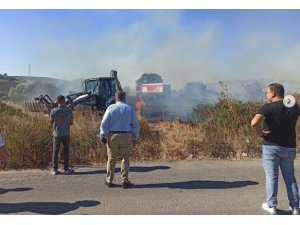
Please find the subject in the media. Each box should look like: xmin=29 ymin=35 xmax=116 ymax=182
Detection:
xmin=56 ymin=95 xmax=65 ymax=103
xmin=268 ymin=83 xmax=284 ymax=98
xmin=115 ymin=91 xmax=126 ymax=102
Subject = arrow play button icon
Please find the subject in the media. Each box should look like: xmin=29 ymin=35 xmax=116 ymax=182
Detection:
xmin=283 ymin=95 xmax=296 ymax=108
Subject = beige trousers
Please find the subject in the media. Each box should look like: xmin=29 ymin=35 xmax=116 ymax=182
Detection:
xmin=106 ymin=133 xmax=132 ymax=183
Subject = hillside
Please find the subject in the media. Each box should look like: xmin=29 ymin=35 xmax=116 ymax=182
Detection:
xmin=0 ymin=75 xmax=23 ymax=98
xmin=0 ymin=75 xmax=83 ymax=102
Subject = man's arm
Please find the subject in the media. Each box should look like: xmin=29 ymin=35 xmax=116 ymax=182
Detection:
xmin=100 ymin=107 xmax=111 ymax=142
xmin=50 ymin=109 xmax=55 ymax=124
xmin=251 ymin=114 xmax=269 ymax=137
xmin=50 ymin=116 xmax=54 ymax=124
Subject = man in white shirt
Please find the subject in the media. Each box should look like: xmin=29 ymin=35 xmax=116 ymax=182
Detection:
xmin=100 ymin=91 xmax=140 ymax=189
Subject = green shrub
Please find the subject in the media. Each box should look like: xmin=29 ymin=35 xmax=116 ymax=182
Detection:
xmin=195 ymin=97 xmax=264 ymax=158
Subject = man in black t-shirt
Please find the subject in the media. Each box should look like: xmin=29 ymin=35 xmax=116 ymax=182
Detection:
xmin=251 ymin=83 xmax=299 ymax=215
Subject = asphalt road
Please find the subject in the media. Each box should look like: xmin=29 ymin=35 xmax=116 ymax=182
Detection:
xmin=0 ymin=160 xmax=299 ymax=215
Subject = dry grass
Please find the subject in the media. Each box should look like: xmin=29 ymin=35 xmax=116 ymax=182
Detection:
xmin=130 ymin=117 xmax=162 ymax=161
xmin=0 ymin=102 xmax=52 ymax=168
xmin=69 ymin=110 xmax=104 ymax=164
xmin=1 ymin=92 xmax=300 ymax=169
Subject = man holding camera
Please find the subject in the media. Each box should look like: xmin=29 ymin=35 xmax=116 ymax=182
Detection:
xmin=50 ymin=95 xmax=74 ymax=175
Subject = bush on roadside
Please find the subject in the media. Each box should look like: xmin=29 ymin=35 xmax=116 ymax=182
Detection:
xmin=192 ymin=93 xmax=264 ymax=159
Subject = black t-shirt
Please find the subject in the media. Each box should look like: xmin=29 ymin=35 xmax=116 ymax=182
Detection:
xmin=258 ymin=100 xmax=300 ymax=148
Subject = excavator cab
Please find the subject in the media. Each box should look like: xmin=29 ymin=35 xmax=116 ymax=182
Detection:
xmin=83 ymin=70 xmax=123 ymax=111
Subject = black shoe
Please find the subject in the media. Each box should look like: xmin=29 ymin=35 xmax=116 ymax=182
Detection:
xmin=105 ymin=180 xmax=113 ymax=188
xmin=122 ymin=181 xmax=134 ymax=189
xmin=64 ymin=167 xmax=74 ymax=175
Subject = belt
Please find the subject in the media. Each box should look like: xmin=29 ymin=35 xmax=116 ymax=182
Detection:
xmin=108 ymin=131 xmax=132 ymax=134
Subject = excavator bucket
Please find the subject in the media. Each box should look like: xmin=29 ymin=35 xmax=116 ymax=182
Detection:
xmin=25 ymin=94 xmax=55 ymax=114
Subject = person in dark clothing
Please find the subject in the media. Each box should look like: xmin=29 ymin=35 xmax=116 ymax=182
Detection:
xmin=50 ymin=95 xmax=74 ymax=175
xmin=251 ymin=83 xmax=299 ymax=215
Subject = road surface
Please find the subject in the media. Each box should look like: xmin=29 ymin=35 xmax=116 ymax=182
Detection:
xmin=0 ymin=160 xmax=299 ymax=215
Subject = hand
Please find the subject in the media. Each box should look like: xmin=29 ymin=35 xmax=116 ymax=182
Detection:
xmin=100 ymin=138 xmax=107 ymax=144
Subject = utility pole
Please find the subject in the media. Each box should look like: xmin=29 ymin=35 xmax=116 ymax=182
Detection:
xmin=28 ymin=64 xmax=31 ymax=76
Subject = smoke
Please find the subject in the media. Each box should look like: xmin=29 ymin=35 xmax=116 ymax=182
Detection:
xmin=31 ymin=11 xmax=225 ymax=90
xmin=9 ymin=10 xmax=299 ymax=91
xmin=4 ymin=10 xmax=300 ymax=121
xmin=7 ymin=80 xmax=60 ymax=102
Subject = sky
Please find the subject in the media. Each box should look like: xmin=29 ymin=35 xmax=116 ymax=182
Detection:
xmin=1 ymin=8 xmax=300 ymax=89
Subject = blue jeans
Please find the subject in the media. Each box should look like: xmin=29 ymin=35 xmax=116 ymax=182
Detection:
xmin=262 ymin=145 xmax=299 ymax=209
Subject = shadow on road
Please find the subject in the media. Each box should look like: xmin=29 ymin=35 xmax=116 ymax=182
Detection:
xmin=131 ymin=166 xmax=171 ymax=173
xmin=0 ymin=200 xmax=100 ymax=214
xmin=133 ymin=180 xmax=259 ymax=189
xmin=72 ymin=169 xmax=106 ymax=175
xmin=72 ymin=165 xmax=171 ymax=175
xmin=0 ymin=187 xmax=33 ymax=195
xmin=276 ymin=209 xmax=292 ymax=215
